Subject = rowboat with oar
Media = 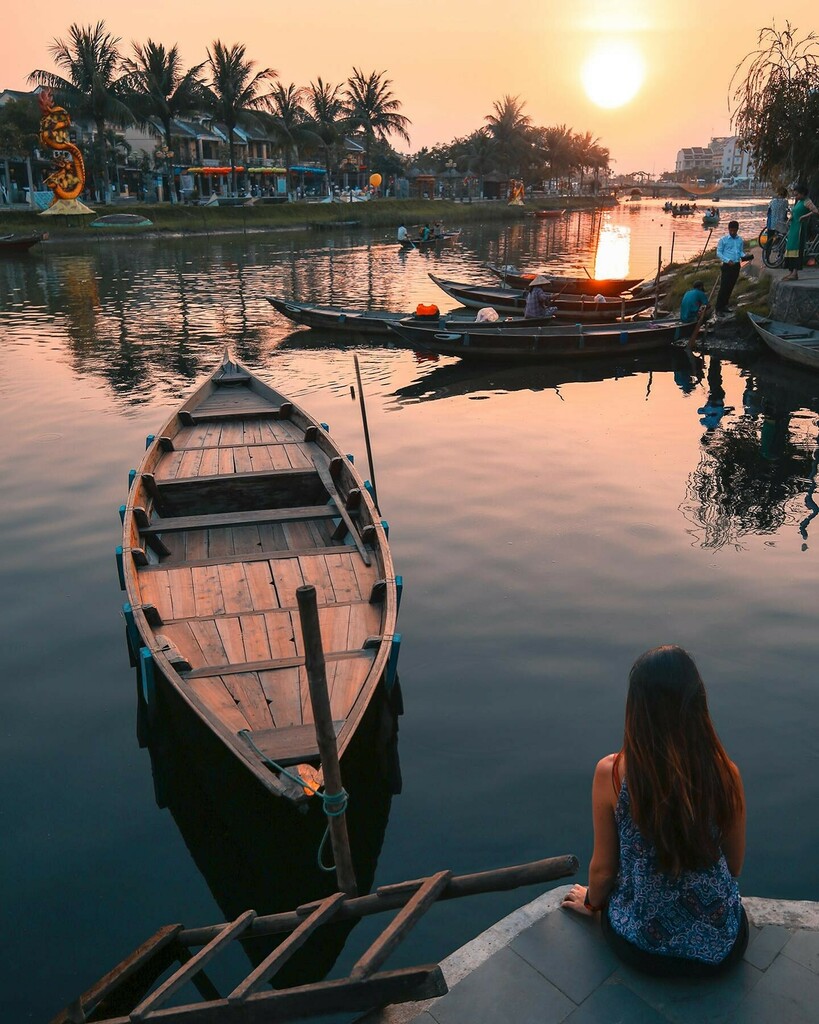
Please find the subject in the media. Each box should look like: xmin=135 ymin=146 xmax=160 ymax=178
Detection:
xmin=429 ymin=274 xmax=657 ymax=319
xmin=485 ymin=263 xmax=645 ymax=295
xmin=386 ymin=316 xmax=693 ymax=362
xmin=266 ymin=297 xmax=558 ymax=337
xmin=748 ymin=313 xmax=819 ymax=371
xmin=119 ymin=351 xmax=400 ymax=804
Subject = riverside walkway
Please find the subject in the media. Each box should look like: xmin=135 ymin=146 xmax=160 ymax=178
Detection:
xmin=362 ymin=887 xmax=819 ymax=1024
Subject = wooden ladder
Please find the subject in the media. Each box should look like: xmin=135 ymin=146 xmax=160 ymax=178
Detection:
xmin=50 ymin=855 xmax=577 ymax=1024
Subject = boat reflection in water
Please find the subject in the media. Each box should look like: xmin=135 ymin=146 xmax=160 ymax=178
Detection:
xmin=681 ymin=354 xmax=819 ymax=550
xmin=139 ymin=674 xmax=400 ymax=995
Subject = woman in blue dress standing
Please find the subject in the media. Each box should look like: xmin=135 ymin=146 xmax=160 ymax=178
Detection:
xmin=562 ymin=645 xmax=748 ymax=976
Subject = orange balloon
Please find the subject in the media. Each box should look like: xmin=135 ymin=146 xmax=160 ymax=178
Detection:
xmin=369 ymin=173 xmax=382 ymax=187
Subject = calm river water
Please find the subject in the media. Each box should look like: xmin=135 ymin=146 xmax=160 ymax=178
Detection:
xmin=4 ymin=198 xmax=819 ymax=1021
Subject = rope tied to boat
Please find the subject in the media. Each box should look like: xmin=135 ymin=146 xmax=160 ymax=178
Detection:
xmin=238 ymin=729 xmax=349 ymax=872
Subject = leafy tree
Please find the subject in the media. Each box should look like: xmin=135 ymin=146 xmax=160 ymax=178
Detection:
xmin=305 ymin=78 xmax=348 ymax=194
xmin=344 ymin=68 xmax=411 ymax=180
xmin=533 ymin=124 xmax=575 ymax=190
xmin=264 ymin=82 xmax=320 ymax=199
xmin=730 ymin=22 xmax=819 ymax=187
xmin=484 ymin=96 xmax=532 ymax=178
xmin=204 ymin=41 xmax=275 ymax=195
xmin=123 ymin=40 xmax=206 ymax=201
xmin=29 ymin=21 xmax=136 ymax=200
xmin=0 ymin=97 xmax=40 ymax=158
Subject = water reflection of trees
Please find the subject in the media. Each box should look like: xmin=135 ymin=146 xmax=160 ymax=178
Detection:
xmin=681 ymin=358 xmax=819 ymax=549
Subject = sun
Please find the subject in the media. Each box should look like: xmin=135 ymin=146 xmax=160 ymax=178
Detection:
xmin=581 ymin=41 xmax=646 ymax=108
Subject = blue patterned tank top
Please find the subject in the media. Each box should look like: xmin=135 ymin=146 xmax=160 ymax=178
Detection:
xmin=607 ymin=779 xmax=742 ymax=963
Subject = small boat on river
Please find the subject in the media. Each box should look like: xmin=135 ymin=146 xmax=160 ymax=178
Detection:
xmin=485 ymin=263 xmax=645 ymax=295
xmin=748 ymin=313 xmax=819 ymax=371
xmin=387 ymin=317 xmax=694 ymax=362
xmin=91 ymin=212 xmax=153 ymax=228
xmin=429 ymin=274 xmax=657 ymax=319
xmin=533 ymin=208 xmax=566 ymax=218
xmin=119 ymin=351 xmax=400 ymax=804
xmin=402 ymin=228 xmax=462 ymax=248
xmin=266 ymin=297 xmax=557 ymax=337
xmin=0 ymin=231 xmax=46 ymax=254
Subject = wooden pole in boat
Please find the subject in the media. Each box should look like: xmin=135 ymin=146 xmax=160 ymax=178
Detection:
xmin=669 ymin=230 xmax=676 ymax=267
xmin=353 ymin=354 xmax=379 ymax=512
xmin=653 ymin=246 xmax=662 ymax=313
xmin=296 ymin=585 xmax=358 ymax=896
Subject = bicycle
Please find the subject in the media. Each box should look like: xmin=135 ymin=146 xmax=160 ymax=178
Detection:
xmin=759 ymin=226 xmax=819 ymax=269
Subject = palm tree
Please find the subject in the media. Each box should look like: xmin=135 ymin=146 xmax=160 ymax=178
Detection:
xmin=484 ymin=96 xmax=532 ymax=179
xmin=204 ymin=41 xmax=275 ymax=196
xmin=460 ymin=129 xmax=496 ymax=198
xmin=537 ymin=124 xmax=576 ymax=192
xmin=306 ymin=77 xmax=348 ymax=195
xmin=29 ymin=21 xmax=136 ymax=201
xmin=123 ymin=40 xmax=206 ymax=202
xmin=264 ymin=82 xmax=320 ymax=200
xmin=343 ymin=68 xmax=411 ymax=183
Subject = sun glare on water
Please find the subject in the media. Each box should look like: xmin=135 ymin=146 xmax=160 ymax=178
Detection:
xmin=581 ymin=40 xmax=646 ymax=108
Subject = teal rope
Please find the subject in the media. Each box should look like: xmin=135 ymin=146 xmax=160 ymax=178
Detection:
xmin=238 ymin=729 xmax=349 ymax=872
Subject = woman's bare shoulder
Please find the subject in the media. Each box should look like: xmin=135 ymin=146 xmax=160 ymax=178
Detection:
xmin=594 ymin=753 xmax=620 ymax=779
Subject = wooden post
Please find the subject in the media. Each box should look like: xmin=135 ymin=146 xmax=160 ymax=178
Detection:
xmin=653 ymin=246 xmax=662 ymax=313
xmin=353 ymin=355 xmax=379 ymax=513
xmin=669 ymin=230 xmax=676 ymax=267
xmin=296 ymin=584 xmax=358 ymax=896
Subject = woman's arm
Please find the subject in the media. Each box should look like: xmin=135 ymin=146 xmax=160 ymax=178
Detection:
xmin=563 ymin=754 xmax=620 ymax=916
xmin=722 ymin=762 xmax=746 ymax=877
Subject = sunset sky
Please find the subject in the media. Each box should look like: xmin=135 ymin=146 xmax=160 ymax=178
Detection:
xmin=1 ymin=2 xmax=812 ymax=174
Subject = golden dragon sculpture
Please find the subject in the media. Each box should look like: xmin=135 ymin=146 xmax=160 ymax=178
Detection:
xmin=38 ymin=88 xmax=86 ymax=201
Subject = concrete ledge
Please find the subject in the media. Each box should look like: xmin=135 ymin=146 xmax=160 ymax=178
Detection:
xmin=358 ymin=887 xmax=819 ymax=1024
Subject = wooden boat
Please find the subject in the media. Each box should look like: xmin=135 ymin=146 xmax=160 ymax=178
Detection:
xmin=533 ymin=208 xmax=566 ymax=218
xmin=91 ymin=212 xmax=153 ymax=228
xmin=429 ymin=274 xmax=657 ymax=319
xmin=0 ymin=231 xmax=46 ymax=253
xmin=485 ymin=262 xmax=644 ymax=295
xmin=402 ymin=229 xmax=462 ymax=247
xmin=119 ymin=351 xmax=399 ymax=804
xmin=386 ymin=317 xmax=694 ymax=362
xmin=702 ymin=214 xmax=720 ymax=227
xmin=267 ymin=297 xmax=558 ymax=337
xmin=748 ymin=313 xmax=819 ymax=371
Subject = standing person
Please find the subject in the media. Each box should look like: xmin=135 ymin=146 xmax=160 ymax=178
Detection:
xmin=764 ymin=187 xmax=790 ymax=261
xmin=782 ymin=182 xmax=819 ymax=281
xmin=524 ymin=275 xmax=555 ymax=318
xmin=562 ymin=645 xmax=748 ymax=977
xmin=396 ymin=222 xmax=409 ymax=243
xmin=680 ymin=279 xmax=710 ymax=324
xmin=715 ymin=221 xmax=751 ymax=315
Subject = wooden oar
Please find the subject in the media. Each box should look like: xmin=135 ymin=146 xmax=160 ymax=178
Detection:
xmin=695 ymin=230 xmax=713 ymax=272
xmin=686 ymin=278 xmax=719 ymax=351
xmin=312 ymin=452 xmax=371 ymax=566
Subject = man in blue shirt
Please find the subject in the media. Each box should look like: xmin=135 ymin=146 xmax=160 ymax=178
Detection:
xmin=715 ymin=220 xmax=751 ymax=315
xmin=680 ymin=280 xmax=710 ymax=323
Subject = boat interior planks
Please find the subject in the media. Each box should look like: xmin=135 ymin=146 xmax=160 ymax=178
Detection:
xmin=121 ymin=352 xmax=399 ymax=803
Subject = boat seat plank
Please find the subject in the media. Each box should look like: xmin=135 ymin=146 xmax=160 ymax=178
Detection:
xmin=217 ymin=562 xmax=255 ymax=613
xmin=215 ymin=615 xmax=248 ymax=664
xmin=238 ymin=612 xmax=273 ymax=663
xmin=140 ymin=505 xmax=341 ymax=535
xmin=186 ymin=675 xmax=250 ymax=732
xmin=198 ymin=447 xmax=221 ymax=476
xmin=182 ymin=645 xmax=376 ymax=679
xmin=192 ymin=564 xmax=226 ymax=616
xmin=222 ymin=671 xmax=274 ymax=730
xmin=261 ymin=418 xmax=304 ymax=443
xmin=233 ymin=446 xmax=255 ymax=473
xmin=259 ymin=666 xmax=304 ymax=727
xmin=167 ymin=566 xmax=197 ymax=619
xmin=246 ymin=721 xmax=344 ymax=766
xmin=186 ymin=405 xmax=284 ymax=422
xmin=283 ymin=520 xmax=321 ymax=554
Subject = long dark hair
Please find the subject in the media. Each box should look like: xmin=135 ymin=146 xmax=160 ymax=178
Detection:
xmin=618 ymin=645 xmax=742 ymax=876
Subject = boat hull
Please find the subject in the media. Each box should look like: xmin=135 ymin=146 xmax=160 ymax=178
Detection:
xmin=387 ymin=318 xmax=693 ymax=361
xmin=121 ymin=353 xmax=399 ymax=803
xmin=485 ymin=263 xmax=644 ymax=295
xmin=748 ymin=313 xmax=819 ymax=371
xmin=429 ymin=274 xmax=656 ymax=319
xmin=0 ymin=232 xmax=45 ymax=254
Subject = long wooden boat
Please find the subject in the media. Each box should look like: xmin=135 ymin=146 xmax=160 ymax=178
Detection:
xmin=401 ymin=229 xmax=462 ymax=248
xmin=429 ymin=274 xmax=657 ymax=319
xmin=120 ymin=351 xmax=399 ymax=804
xmin=485 ymin=262 xmax=644 ymax=295
xmin=533 ymin=208 xmax=566 ymax=218
xmin=91 ymin=212 xmax=153 ymax=228
xmin=267 ymin=297 xmax=558 ymax=337
xmin=748 ymin=313 xmax=819 ymax=371
xmin=386 ymin=317 xmax=693 ymax=361
xmin=0 ymin=231 xmax=46 ymax=253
